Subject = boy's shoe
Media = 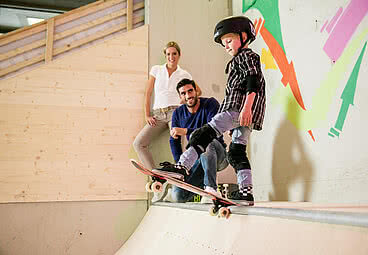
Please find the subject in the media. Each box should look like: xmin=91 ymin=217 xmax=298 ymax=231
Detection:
xmin=152 ymin=161 xmax=189 ymax=181
xmin=228 ymin=190 xmax=254 ymax=205
xmin=201 ymin=186 xmax=219 ymax=204
xmin=151 ymin=182 xmax=170 ymax=203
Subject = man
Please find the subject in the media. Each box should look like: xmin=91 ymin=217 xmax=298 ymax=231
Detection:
xmin=164 ymin=78 xmax=228 ymax=203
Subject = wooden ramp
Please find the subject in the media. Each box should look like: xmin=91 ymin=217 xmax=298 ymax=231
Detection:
xmin=115 ymin=202 xmax=368 ymax=255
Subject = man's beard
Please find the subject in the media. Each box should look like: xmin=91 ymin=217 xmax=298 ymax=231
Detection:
xmin=186 ymin=96 xmax=198 ymax=108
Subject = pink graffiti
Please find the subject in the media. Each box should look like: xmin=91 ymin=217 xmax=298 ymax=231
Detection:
xmin=323 ymin=0 xmax=368 ymax=61
xmin=326 ymin=7 xmax=343 ymax=33
xmin=320 ymin=20 xmax=329 ymax=33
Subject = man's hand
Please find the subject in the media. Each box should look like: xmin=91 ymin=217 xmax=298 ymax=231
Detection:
xmin=170 ymin=127 xmax=187 ymax=139
xmin=146 ymin=116 xmax=156 ymax=126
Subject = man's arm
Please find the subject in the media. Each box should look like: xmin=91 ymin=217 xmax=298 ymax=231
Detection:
xmin=169 ymin=109 xmax=184 ymax=163
xmin=206 ymin=98 xmax=220 ymax=123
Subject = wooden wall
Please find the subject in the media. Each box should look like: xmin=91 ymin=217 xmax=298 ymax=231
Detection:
xmin=0 ymin=25 xmax=149 ymax=203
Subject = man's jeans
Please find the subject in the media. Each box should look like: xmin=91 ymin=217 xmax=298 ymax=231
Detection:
xmin=179 ymin=111 xmax=252 ymax=170
xmin=177 ymin=111 xmax=253 ymax=192
xmin=171 ymin=139 xmax=228 ymax=203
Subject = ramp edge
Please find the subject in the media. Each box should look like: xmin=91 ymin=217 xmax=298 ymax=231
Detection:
xmin=154 ymin=202 xmax=368 ymax=228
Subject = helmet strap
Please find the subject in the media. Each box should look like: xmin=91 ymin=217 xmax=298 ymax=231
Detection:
xmin=238 ymin=32 xmax=249 ymax=51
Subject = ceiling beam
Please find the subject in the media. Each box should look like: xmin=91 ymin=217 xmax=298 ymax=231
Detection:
xmin=0 ymin=26 xmax=19 ymax=34
xmin=0 ymin=1 xmax=70 ymax=13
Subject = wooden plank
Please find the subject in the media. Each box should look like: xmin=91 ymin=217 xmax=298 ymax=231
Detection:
xmin=0 ymin=23 xmax=47 ymax=47
xmin=54 ymin=2 xmax=144 ymax=42
xmin=0 ymin=39 xmax=45 ymax=62
xmin=54 ymin=2 xmax=144 ymax=41
xmin=55 ymin=9 xmax=127 ymax=42
xmin=0 ymin=2 xmax=144 ymax=62
xmin=53 ymin=16 xmax=144 ymax=57
xmin=0 ymin=0 xmax=124 ymax=47
xmin=0 ymin=55 xmax=44 ymax=77
xmin=45 ymin=18 xmax=55 ymax=63
xmin=0 ymin=14 xmax=144 ymax=78
xmin=127 ymin=0 xmax=134 ymax=31
xmin=54 ymin=0 xmax=125 ymax=27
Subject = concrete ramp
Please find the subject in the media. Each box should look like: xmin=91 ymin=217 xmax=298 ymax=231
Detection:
xmin=115 ymin=203 xmax=368 ymax=255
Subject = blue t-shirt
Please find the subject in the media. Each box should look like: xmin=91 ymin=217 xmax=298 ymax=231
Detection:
xmin=170 ymin=97 xmax=226 ymax=162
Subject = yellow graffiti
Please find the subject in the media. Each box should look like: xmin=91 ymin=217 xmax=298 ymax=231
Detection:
xmin=261 ymin=48 xmax=278 ymax=70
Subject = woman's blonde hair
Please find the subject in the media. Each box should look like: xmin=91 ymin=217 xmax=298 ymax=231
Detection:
xmin=163 ymin=41 xmax=181 ymax=56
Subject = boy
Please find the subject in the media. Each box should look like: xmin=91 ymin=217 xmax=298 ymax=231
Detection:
xmin=154 ymin=16 xmax=266 ymax=203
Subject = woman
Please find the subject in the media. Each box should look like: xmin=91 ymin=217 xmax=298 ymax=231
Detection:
xmin=133 ymin=41 xmax=200 ymax=172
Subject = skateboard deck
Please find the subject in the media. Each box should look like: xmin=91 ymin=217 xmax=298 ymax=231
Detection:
xmin=131 ymin=159 xmax=252 ymax=218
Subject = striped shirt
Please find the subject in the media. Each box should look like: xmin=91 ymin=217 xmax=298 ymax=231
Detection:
xmin=218 ymin=48 xmax=266 ymax=131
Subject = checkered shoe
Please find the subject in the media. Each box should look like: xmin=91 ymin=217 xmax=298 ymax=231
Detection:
xmin=228 ymin=186 xmax=254 ymax=205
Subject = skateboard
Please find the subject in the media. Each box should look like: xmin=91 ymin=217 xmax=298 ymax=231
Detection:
xmin=131 ymin=159 xmax=252 ymax=218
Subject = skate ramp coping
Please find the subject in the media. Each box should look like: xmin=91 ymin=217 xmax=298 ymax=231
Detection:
xmin=115 ymin=203 xmax=368 ymax=255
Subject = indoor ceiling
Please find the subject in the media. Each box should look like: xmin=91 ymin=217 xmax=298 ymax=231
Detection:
xmin=0 ymin=0 xmax=98 ymax=34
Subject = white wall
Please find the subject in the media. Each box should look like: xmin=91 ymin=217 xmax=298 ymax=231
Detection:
xmin=147 ymin=0 xmax=232 ymax=165
xmin=146 ymin=0 xmax=368 ymax=203
xmin=233 ymin=0 xmax=368 ymax=202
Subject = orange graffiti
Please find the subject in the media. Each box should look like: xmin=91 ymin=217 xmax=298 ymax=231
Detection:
xmin=258 ymin=19 xmax=306 ymax=111
xmin=308 ymin=130 xmax=315 ymax=142
xmin=254 ymin=18 xmax=263 ymax=36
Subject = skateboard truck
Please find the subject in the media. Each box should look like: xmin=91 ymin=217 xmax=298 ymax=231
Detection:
xmin=146 ymin=176 xmax=166 ymax=193
xmin=209 ymin=199 xmax=231 ymax=219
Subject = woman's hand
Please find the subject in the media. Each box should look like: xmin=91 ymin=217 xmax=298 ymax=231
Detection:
xmin=170 ymin=127 xmax=187 ymax=139
xmin=146 ymin=115 xmax=157 ymax=126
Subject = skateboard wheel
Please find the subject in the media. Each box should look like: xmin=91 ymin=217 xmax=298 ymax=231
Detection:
xmin=145 ymin=182 xmax=153 ymax=192
xmin=209 ymin=206 xmax=218 ymax=216
xmin=151 ymin=181 xmax=163 ymax=192
xmin=219 ymin=207 xmax=230 ymax=219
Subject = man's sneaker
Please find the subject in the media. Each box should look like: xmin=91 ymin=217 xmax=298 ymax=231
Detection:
xmin=153 ymin=161 xmax=189 ymax=181
xmin=163 ymin=188 xmax=174 ymax=202
xmin=228 ymin=190 xmax=254 ymax=205
xmin=151 ymin=182 xmax=170 ymax=203
xmin=201 ymin=186 xmax=219 ymax=204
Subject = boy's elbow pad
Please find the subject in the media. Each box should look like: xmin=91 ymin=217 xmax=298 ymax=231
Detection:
xmin=244 ymin=75 xmax=259 ymax=93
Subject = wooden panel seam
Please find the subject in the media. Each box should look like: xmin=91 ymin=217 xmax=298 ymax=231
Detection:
xmin=127 ymin=0 xmax=133 ymax=31
xmin=45 ymin=18 xmax=55 ymax=63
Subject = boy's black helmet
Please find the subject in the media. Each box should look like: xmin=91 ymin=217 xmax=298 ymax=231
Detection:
xmin=214 ymin=16 xmax=256 ymax=47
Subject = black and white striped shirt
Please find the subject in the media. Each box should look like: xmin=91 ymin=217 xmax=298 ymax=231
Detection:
xmin=218 ymin=48 xmax=266 ymax=131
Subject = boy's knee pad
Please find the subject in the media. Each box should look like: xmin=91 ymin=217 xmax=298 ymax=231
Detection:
xmin=186 ymin=124 xmax=217 ymax=155
xmin=227 ymin=142 xmax=251 ymax=173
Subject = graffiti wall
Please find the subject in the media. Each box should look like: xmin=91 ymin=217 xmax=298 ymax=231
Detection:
xmin=233 ymin=0 xmax=368 ymax=202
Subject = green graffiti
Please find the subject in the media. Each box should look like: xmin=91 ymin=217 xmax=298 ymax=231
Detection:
xmin=193 ymin=194 xmax=201 ymax=203
xmin=242 ymin=0 xmax=285 ymax=52
xmin=272 ymin=28 xmax=368 ymax=131
xmin=329 ymin=42 xmax=367 ymax=137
